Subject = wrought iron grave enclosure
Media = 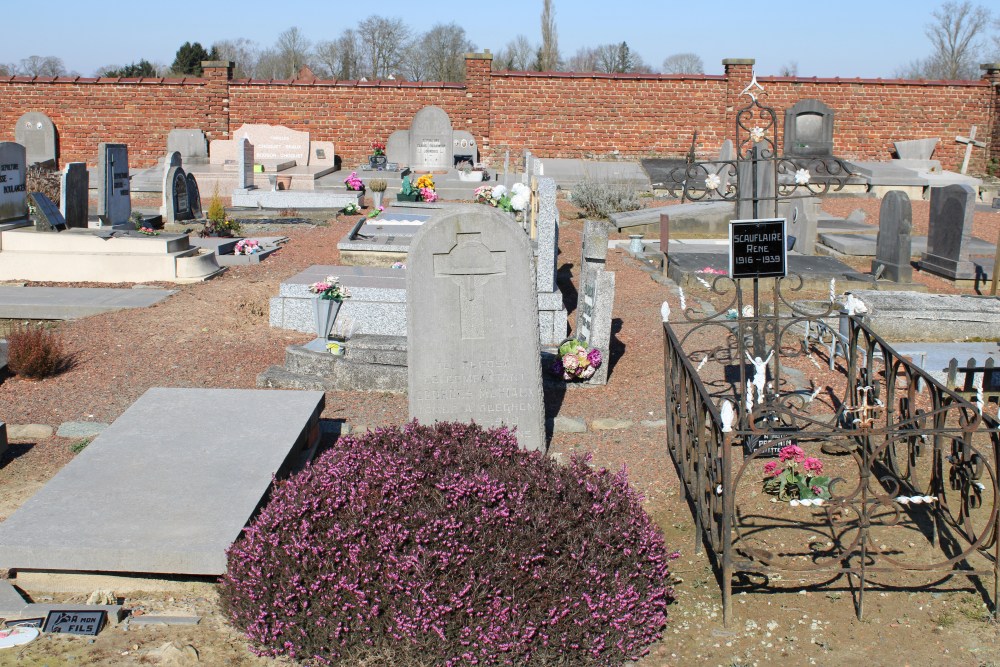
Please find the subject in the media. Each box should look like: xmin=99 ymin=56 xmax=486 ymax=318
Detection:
xmin=661 ymin=81 xmax=1000 ymax=624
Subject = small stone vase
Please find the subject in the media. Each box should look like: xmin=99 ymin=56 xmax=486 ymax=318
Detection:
xmin=372 ymin=191 xmax=385 ymax=209
xmin=313 ymin=297 xmax=341 ymax=340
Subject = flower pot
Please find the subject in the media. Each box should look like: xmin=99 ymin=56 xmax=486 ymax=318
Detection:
xmin=275 ymin=175 xmax=293 ymax=191
xmin=372 ymin=191 xmax=385 ymax=209
xmin=396 ymin=192 xmax=420 ymax=202
xmin=313 ymin=297 xmax=342 ymax=340
xmin=369 ymin=155 xmax=388 ymax=169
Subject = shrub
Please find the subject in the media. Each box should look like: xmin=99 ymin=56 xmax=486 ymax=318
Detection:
xmin=201 ymin=186 xmax=242 ymax=237
xmin=572 ymin=177 xmax=643 ymax=219
xmin=25 ymin=164 xmax=61 ymax=205
xmin=6 ymin=322 xmax=65 ymax=379
xmin=221 ymin=421 xmax=674 ymax=666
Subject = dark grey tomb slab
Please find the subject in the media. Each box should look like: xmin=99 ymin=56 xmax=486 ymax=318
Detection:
xmin=0 ymin=388 xmax=324 ymax=576
xmin=60 ymin=163 xmax=89 ymax=228
xmin=919 ymin=184 xmax=978 ymax=279
xmin=28 ymin=192 xmax=67 ymax=232
xmin=783 ymin=99 xmax=834 ymax=158
xmin=872 ymin=191 xmax=912 ymax=282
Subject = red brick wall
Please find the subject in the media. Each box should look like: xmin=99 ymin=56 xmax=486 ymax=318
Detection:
xmin=1 ymin=55 xmax=995 ymax=173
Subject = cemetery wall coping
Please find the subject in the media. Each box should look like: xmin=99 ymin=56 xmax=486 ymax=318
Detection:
xmin=231 ymin=78 xmax=465 ymax=89
xmin=758 ymin=75 xmax=990 ymax=87
xmin=491 ymin=70 xmax=725 ymax=81
xmin=0 ymin=76 xmax=204 ymax=86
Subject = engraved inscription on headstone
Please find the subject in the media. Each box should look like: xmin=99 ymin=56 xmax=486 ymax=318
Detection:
xmin=416 ymin=140 xmax=448 ymax=170
xmin=97 ymin=143 xmax=131 ymax=226
xmin=408 ymin=206 xmax=545 ymax=452
xmin=0 ymin=142 xmax=28 ymax=224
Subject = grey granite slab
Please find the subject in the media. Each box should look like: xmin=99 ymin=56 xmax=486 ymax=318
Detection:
xmin=0 ymin=388 xmax=324 ymax=576
xmin=817 ymin=217 xmax=875 ymax=233
xmin=855 ymin=291 xmax=1000 ymax=341
xmin=847 ymin=162 xmax=928 ymax=186
xmin=231 ymin=190 xmax=361 ymax=209
xmin=820 ymin=232 xmax=996 ymax=257
xmin=890 ymin=342 xmax=1000 ymax=384
xmin=0 ymin=287 xmax=175 ymax=320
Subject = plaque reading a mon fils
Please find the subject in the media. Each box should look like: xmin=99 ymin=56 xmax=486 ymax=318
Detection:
xmin=406 ymin=206 xmax=545 ymax=452
xmin=729 ymin=218 xmax=787 ymax=279
xmin=42 ymin=610 xmax=107 ymax=635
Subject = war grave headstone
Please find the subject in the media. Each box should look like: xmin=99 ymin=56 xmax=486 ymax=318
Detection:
xmin=407 ymin=206 xmax=545 ymax=452
xmin=14 ymin=112 xmax=57 ymax=167
xmin=386 ymin=106 xmax=455 ymax=171
xmin=28 ymin=193 xmax=67 ymax=232
xmin=783 ymin=99 xmax=834 ymax=158
xmin=0 ymin=387 xmax=325 ymax=577
xmin=95 ymin=143 xmax=130 ymax=227
xmin=60 ymin=162 xmax=88 ymax=228
xmin=918 ymin=184 xmax=980 ymax=280
xmin=872 ymin=191 xmax=913 ymax=283
xmin=0 ymin=142 xmax=28 ymax=225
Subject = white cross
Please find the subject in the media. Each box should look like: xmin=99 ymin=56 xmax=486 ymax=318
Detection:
xmin=955 ymin=125 xmax=986 ymax=175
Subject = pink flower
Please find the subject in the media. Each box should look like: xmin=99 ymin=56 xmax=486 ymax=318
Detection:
xmin=587 ymin=348 xmax=602 ymax=368
xmin=802 ymin=457 xmax=823 ymax=474
xmin=811 ymin=485 xmax=825 ymax=496
xmin=778 ymin=444 xmax=805 ymax=463
xmin=763 ymin=460 xmax=782 ymax=478
xmin=562 ymin=354 xmax=579 ymax=371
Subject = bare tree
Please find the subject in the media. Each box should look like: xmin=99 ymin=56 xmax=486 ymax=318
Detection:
xmin=593 ymin=42 xmax=642 ymax=73
xmin=213 ymin=38 xmax=262 ymax=78
xmin=778 ymin=61 xmax=798 ymax=76
xmin=902 ymin=1 xmax=992 ymax=79
xmin=538 ymin=0 xmax=560 ymax=71
xmin=0 ymin=62 xmax=13 ymax=76
xmin=495 ymin=35 xmax=536 ymax=70
xmin=314 ymin=31 xmax=361 ymax=80
xmin=662 ymin=52 xmax=704 ymax=74
xmin=254 ymin=48 xmax=286 ymax=79
xmin=413 ymin=23 xmax=475 ymax=82
xmin=357 ymin=15 xmax=412 ymax=79
xmin=18 ymin=55 xmax=67 ymax=77
xmin=273 ymin=27 xmax=313 ymax=78
xmin=564 ymin=46 xmax=598 ymax=72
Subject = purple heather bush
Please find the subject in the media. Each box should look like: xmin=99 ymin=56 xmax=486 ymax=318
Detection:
xmin=221 ymin=421 xmax=674 ymax=665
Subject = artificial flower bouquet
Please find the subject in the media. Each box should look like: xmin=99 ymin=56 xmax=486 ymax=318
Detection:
xmin=234 ymin=239 xmax=261 ymax=255
xmin=370 ymin=141 xmax=386 ymax=156
xmin=308 ymin=275 xmax=350 ymax=302
xmin=414 ymin=174 xmax=438 ymax=202
xmin=344 ymin=172 xmax=365 ymax=191
xmin=550 ymin=339 xmax=603 ymax=381
xmin=762 ymin=444 xmax=831 ymax=503
xmin=473 ymin=182 xmax=530 ymax=212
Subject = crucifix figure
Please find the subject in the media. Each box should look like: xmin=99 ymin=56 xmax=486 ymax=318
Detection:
xmin=433 ymin=232 xmax=506 ymax=340
xmin=955 ymin=125 xmax=986 ymax=175
xmin=746 ymin=350 xmax=774 ymax=403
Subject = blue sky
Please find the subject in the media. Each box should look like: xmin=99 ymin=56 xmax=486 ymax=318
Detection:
xmin=0 ymin=0 xmax=988 ymax=78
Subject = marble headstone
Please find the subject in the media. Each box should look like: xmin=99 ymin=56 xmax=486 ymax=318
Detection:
xmin=872 ymin=191 xmax=913 ymax=283
xmin=783 ymin=99 xmax=834 ymax=158
xmin=407 ymin=205 xmax=545 ymax=452
xmin=232 ymin=124 xmax=309 ymax=167
xmin=60 ymin=162 xmax=89 ymax=228
xmin=575 ymin=268 xmax=615 ymax=386
xmin=0 ymin=142 xmax=28 ymax=224
xmin=535 ymin=177 xmax=558 ymax=293
xmin=96 ymin=143 xmax=131 ymax=227
xmin=386 ymin=106 xmax=455 ymax=171
xmin=919 ymin=184 xmax=978 ymax=280
xmin=580 ymin=219 xmax=610 ymax=305
xmin=14 ymin=112 xmax=57 ymax=166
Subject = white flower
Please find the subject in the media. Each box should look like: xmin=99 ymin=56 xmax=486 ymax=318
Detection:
xmin=510 ymin=192 xmax=530 ymax=211
xmin=799 ymin=498 xmax=814 ymax=507
xmin=704 ymin=173 xmax=721 ymax=190
xmin=511 ymin=182 xmax=530 ymax=197
xmin=790 ymin=499 xmax=800 ymax=507
xmin=491 ymin=184 xmax=508 ymax=199
xmin=325 ymin=275 xmax=338 ymax=283
xmin=794 ymin=168 xmax=811 ymax=185
xmin=750 ymin=126 xmax=765 ymax=143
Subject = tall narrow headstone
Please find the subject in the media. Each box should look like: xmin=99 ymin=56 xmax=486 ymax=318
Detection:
xmin=237 ymin=138 xmax=255 ymax=191
xmin=580 ymin=219 xmax=610 ymax=302
xmin=575 ymin=268 xmax=615 ymax=386
xmin=535 ymin=177 xmax=559 ymax=293
xmin=60 ymin=162 xmax=89 ymax=228
xmin=164 ymin=166 xmax=192 ymax=223
xmin=872 ymin=191 xmax=913 ymax=283
xmin=736 ymin=145 xmax=776 ymax=219
xmin=14 ymin=112 xmax=57 ymax=166
xmin=186 ymin=174 xmax=202 ymax=219
xmin=919 ymin=184 xmax=977 ymax=280
xmin=96 ymin=143 xmax=130 ymax=227
xmin=0 ymin=142 xmax=28 ymax=224
xmin=407 ymin=205 xmax=545 ymax=452
xmin=161 ymin=152 xmax=182 ymax=217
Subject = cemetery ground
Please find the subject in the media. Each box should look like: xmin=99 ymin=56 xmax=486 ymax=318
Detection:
xmin=0 ymin=196 xmax=998 ymax=665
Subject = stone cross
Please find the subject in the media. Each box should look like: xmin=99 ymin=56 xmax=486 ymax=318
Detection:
xmin=955 ymin=125 xmax=986 ymax=175
xmin=433 ymin=232 xmax=506 ymax=340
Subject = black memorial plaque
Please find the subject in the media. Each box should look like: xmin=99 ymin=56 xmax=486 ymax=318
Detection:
xmin=42 ymin=610 xmax=106 ymax=636
xmin=729 ymin=218 xmax=787 ymax=279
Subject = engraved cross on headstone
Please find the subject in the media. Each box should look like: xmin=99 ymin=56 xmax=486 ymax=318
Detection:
xmin=955 ymin=125 xmax=986 ymax=175
xmin=433 ymin=232 xmax=506 ymax=339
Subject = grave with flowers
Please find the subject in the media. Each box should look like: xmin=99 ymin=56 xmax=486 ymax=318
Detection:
xmin=660 ymin=73 xmax=1000 ymax=625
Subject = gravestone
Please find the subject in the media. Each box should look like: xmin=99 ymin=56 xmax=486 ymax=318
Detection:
xmin=783 ymin=99 xmax=834 ymax=157
xmin=715 ymin=139 xmax=735 ymax=191
xmin=166 ymin=129 xmax=208 ymax=164
xmin=96 ymin=143 xmax=130 ymax=227
xmin=160 ymin=152 xmax=182 ymax=217
xmin=164 ymin=167 xmax=191 ymax=223
xmin=236 ymin=138 xmax=255 ymax=191
xmin=233 ymin=124 xmax=309 ymax=167
xmin=386 ymin=106 xmax=455 ymax=171
xmin=894 ymin=138 xmax=938 ymax=160
xmin=28 ymin=192 xmax=67 ymax=232
xmin=0 ymin=142 xmax=28 ymax=224
xmin=580 ymin=219 xmax=610 ymax=303
xmin=453 ymin=130 xmax=477 ymax=164
xmin=407 ymin=205 xmax=545 ymax=452
xmin=918 ymin=184 xmax=977 ymax=280
xmin=14 ymin=112 xmax=57 ymax=167
xmin=777 ymin=196 xmax=819 ymax=254
xmin=186 ymin=174 xmax=202 ymax=218
xmin=737 ymin=144 xmax=776 ymax=218
xmin=536 ymin=177 xmax=559 ymax=293
xmin=872 ymin=191 xmax=913 ymax=283
xmin=60 ymin=162 xmax=88 ymax=228
xmin=575 ymin=268 xmax=615 ymax=385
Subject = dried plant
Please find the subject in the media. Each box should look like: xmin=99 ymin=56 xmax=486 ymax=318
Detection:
xmin=571 ymin=177 xmax=643 ymax=219
xmin=25 ymin=164 xmax=60 ymax=204
xmin=6 ymin=322 xmax=66 ymax=379
xmin=368 ymin=179 xmax=387 ymax=192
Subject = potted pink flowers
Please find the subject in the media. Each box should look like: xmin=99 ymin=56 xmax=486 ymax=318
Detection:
xmin=234 ymin=239 xmax=261 ymax=255
xmin=550 ymin=339 xmax=602 ymax=381
xmin=344 ymin=172 xmax=365 ymax=192
xmin=308 ymin=275 xmax=350 ymax=340
xmin=762 ymin=444 xmax=831 ymax=503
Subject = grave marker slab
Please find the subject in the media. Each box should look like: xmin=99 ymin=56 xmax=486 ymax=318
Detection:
xmin=96 ymin=143 xmax=130 ymax=227
xmin=0 ymin=388 xmax=324 ymax=576
xmin=783 ymin=99 xmax=834 ymax=158
xmin=919 ymin=184 xmax=978 ymax=279
xmin=576 ymin=268 xmax=615 ymax=385
xmin=28 ymin=192 xmax=67 ymax=232
xmin=164 ymin=166 xmax=191 ymax=223
xmin=232 ymin=124 xmax=309 ymax=166
xmin=186 ymin=174 xmax=202 ymax=218
xmin=236 ymin=138 xmax=255 ymax=191
xmin=407 ymin=206 xmax=545 ymax=451
xmin=166 ymin=129 xmax=207 ymax=163
xmin=60 ymin=162 xmax=88 ymax=228
xmin=14 ymin=112 xmax=57 ymax=166
xmin=894 ymin=138 xmax=938 ymax=160
xmin=872 ymin=191 xmax=913 ymax=282
xmin=0 ymin=142 xmax=28 ymax=224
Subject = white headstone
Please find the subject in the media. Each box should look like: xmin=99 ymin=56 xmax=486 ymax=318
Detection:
xmin=0 ymin=142 xmax=28 ymax=224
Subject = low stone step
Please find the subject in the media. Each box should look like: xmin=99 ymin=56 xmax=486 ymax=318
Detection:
xmin=256 ymin=366 xmax=333 ymax=392
xmin=285 ymin=345 xmax=340 ymax=376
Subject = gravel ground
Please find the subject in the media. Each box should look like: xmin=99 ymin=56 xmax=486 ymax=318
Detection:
xmin=0 ymin=196 xmax=998 ymax=665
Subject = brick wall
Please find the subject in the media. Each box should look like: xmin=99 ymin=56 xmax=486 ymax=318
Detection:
xmin=1 ymin=54 xmax=995 ymax=173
